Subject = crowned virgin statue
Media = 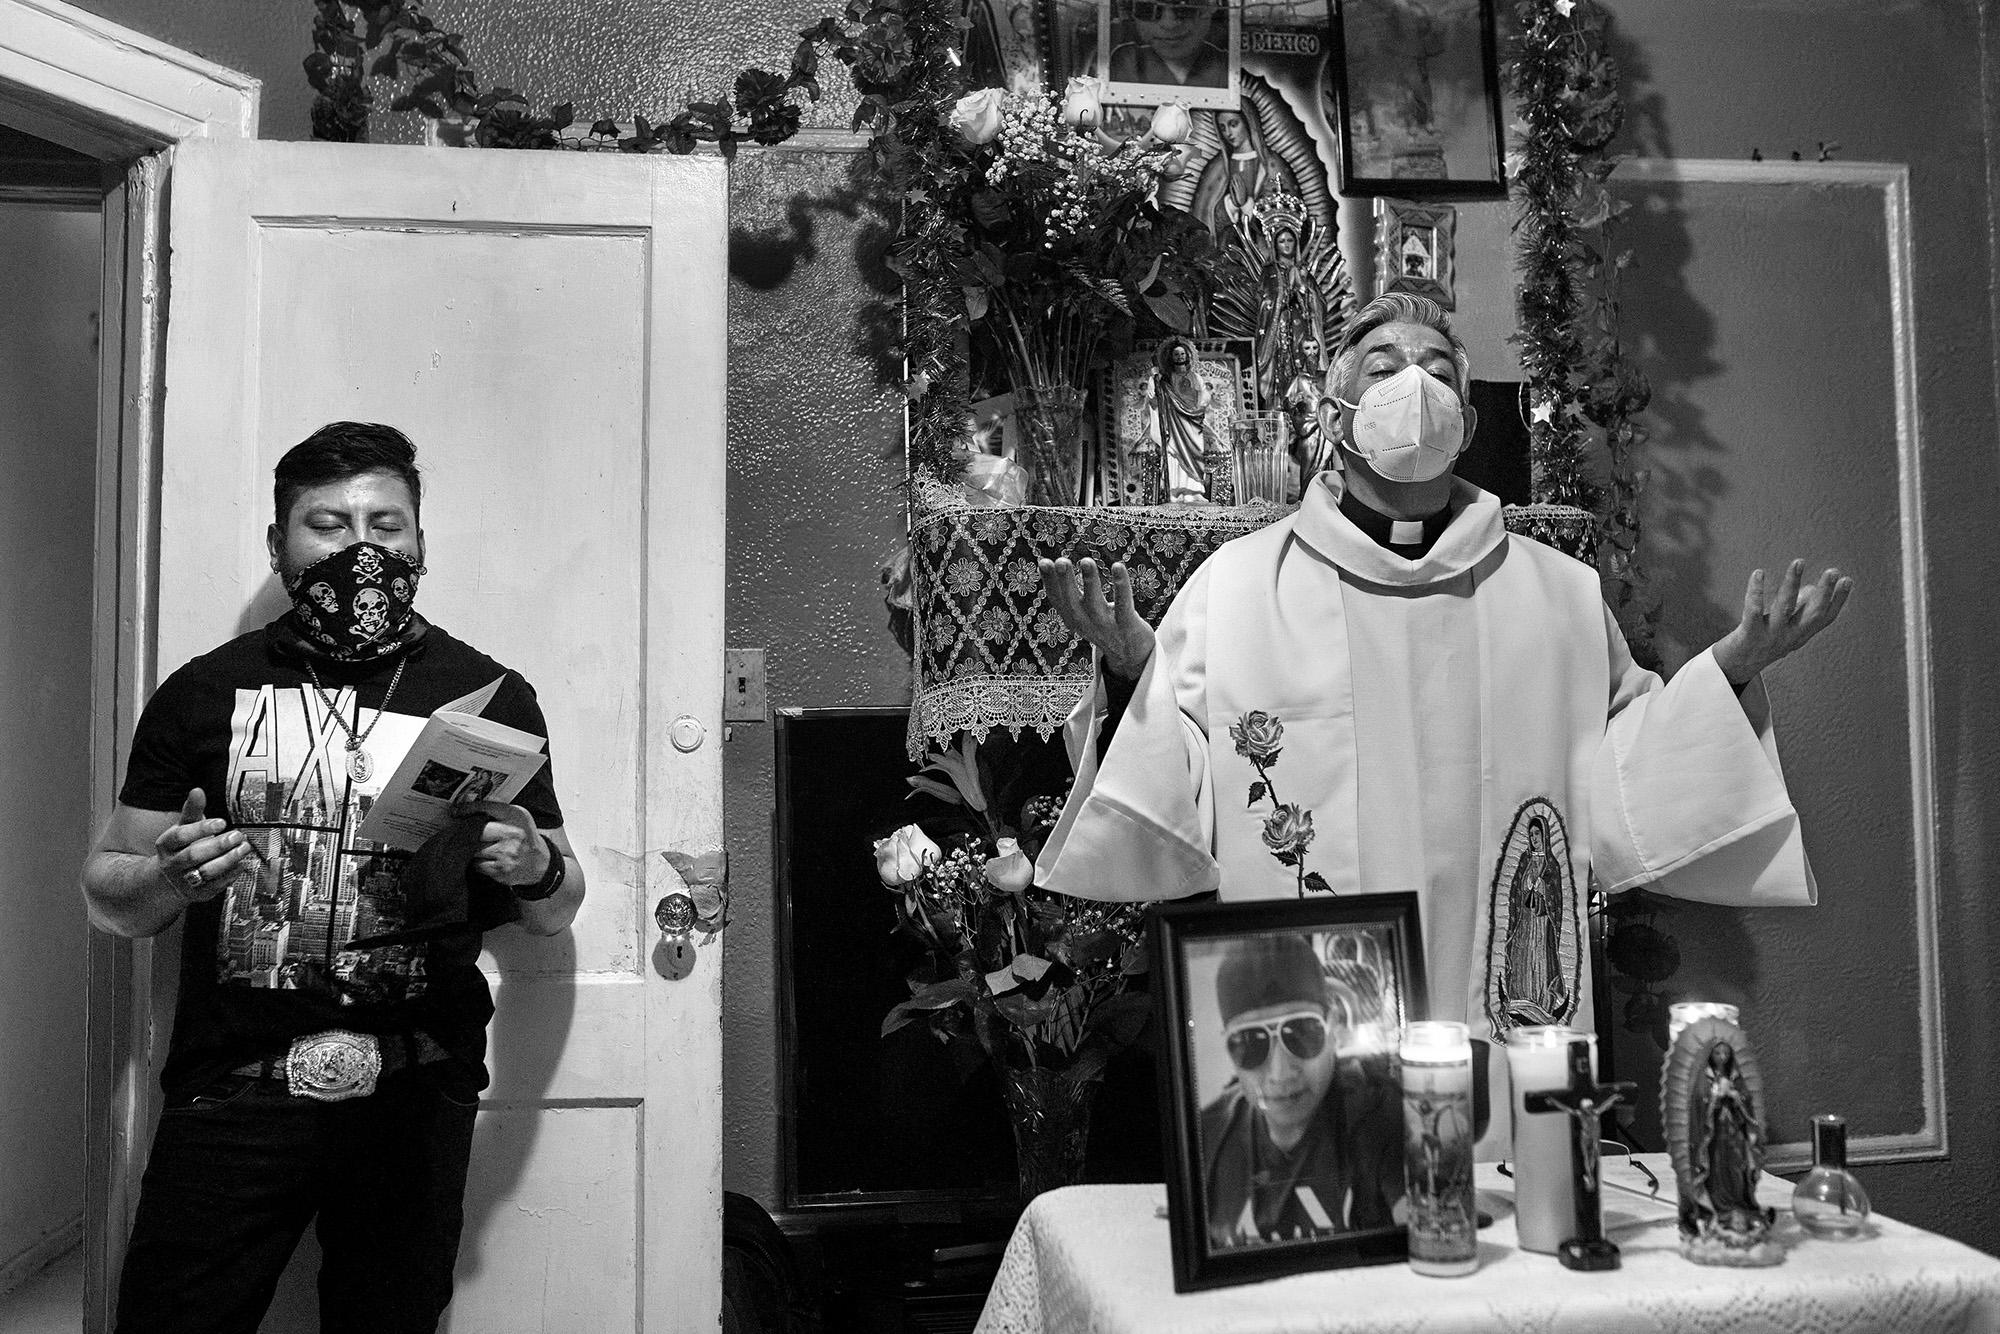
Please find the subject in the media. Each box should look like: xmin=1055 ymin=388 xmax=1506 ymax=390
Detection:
xmin=1208 ymin=193 xmax=1352 ymax=408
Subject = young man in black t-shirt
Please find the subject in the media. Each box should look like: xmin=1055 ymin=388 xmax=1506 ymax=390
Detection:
xmin=1198 ymin=933 xmax=1404 ymax=1247
xmin=83 ymin=422 xmax=585 ymax=1334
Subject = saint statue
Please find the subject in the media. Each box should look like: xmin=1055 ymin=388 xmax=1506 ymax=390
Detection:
xmin=1500 ymin=815 xmax=1568 ymax=1026
xmin=1282 ymin=335 xmax=1332 ymax=486
xmin=1145 ymin=337 xmax=1215 ymax=503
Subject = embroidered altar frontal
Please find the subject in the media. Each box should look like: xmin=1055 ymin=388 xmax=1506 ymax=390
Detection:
xmin=907 ymin=483 xmax=1598 ymax=757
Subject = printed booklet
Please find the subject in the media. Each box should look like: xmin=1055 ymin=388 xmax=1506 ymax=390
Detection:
xmin=354 ymin=677 xmax=547 ymax=851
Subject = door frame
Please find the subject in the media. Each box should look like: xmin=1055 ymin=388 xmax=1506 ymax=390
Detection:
xmin=0 ymin=3 xmax=256 ymax=1326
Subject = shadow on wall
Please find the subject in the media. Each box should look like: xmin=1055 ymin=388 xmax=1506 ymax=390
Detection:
xmin=1599 ymin=21 xmax=1757 ymax=1152
xmin=728 ymin=150 xmax=905 ymax=410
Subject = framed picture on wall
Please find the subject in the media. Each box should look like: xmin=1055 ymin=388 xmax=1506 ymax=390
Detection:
xmin=1326 ymin=0 xmax=1507 ymax=198
xmin=1150 ymin=893 xmax=1428 ymax=1291
xmin=1373 ymin=197 xmax=1456 ymax=307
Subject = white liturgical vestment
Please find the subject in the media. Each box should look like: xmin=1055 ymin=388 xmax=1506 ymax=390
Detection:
xmin=1035 ymin=475 xmax=1816 ymax=1150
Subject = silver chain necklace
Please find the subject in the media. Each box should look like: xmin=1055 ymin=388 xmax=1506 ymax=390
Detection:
xmin=303 ymin=656 xmax=410 ymax=783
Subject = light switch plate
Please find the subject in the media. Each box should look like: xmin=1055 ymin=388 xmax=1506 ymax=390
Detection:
xmin=724 ymin=648 xmax=768 ymax=722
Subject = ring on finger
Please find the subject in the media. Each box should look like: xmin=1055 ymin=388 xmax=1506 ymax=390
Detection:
xmin=180 ymin=867 xmax=204 ymax=894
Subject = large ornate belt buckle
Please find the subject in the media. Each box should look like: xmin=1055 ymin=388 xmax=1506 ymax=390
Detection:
xmin=284 ymin=1030 xmax=381 ymax=1102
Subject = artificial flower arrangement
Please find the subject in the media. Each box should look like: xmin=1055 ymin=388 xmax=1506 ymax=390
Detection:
xmin=941 ymin=81 xmax=1213 ymax=392
xmin=871 ymin=730 xmax=1151 ymax=1193
xmin=918 ymin=80 xmax=1219 ymax=502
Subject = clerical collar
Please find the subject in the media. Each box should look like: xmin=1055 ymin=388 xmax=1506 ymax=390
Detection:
xmin=1337 ymin=489 xmax=1454 ymax=558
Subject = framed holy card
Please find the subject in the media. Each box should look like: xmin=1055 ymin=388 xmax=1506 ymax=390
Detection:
xmin=1097 ymin=337 xmax=1255 ymax=506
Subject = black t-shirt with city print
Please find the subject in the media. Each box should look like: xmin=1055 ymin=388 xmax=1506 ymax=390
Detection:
xmin=119 ymin=621 xmax=564 ymax=1095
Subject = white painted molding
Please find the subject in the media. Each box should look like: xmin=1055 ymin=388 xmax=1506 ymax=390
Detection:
xmin=1612 ymin=158 xmax=1942 ymax=1170
xmin=0 ymin=0 xmax=258 ymax=152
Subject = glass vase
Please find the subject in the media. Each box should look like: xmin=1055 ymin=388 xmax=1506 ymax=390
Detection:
xmin=999 ymin=1067 xmax=1097 ymax=1203
xmin=1015 ymin=384 xmax=1087 ymax=508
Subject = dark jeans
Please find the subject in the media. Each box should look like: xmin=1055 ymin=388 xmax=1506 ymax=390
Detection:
xmin=114 ymin=1066 xmax=479 ymax=1334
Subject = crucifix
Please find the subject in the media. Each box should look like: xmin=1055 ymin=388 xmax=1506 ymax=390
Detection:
xmin=1523 ymin=1036 xmax=1637 ymax=1271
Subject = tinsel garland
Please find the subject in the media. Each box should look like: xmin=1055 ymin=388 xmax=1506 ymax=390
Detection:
xmin=1506 ymin=0 xmax=1656 ymax=666
xmin=1509 ymin=0 xmax=1676 ymax=1045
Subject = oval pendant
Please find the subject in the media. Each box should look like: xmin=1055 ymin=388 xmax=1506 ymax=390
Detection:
xmin=347 ymin=747 xmax=373 ymax=783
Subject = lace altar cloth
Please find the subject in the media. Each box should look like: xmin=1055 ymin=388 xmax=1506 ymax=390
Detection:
xmin=975 ymin=1156 xmax=2000 ymax=1334
xmin=907 ymin=480 xmax=1288 ymax=757
xmin=908 ymin=482 xmax=1601 ymax=758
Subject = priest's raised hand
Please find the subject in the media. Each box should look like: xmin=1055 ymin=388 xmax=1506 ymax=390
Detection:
xmin=1712 ymin=559 xmax=1855 ymax=688
xmin=1038 ymin=556 xmax=1156 ymax=682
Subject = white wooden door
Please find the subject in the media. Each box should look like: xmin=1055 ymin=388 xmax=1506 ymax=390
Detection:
xmin=154 ymin=136 xmax=725 ymax=1331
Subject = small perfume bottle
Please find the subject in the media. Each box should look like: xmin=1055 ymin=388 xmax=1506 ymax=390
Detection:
xmin=1792 ymin=1114 xmax=1871 ymax=1239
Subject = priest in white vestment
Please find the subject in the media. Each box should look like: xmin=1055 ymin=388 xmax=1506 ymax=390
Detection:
xmin=1034 ymin=293 xmax=1852 ymax=1152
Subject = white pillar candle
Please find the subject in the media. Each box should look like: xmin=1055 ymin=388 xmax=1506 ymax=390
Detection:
xmin=1400 ymin=1021 xmax=1478 ymax=1277
xmin=1667 ymin=1001 xmax=1739 ymax=1046
xmin=1505 ymin=1025 xmax=1595 ymax=1255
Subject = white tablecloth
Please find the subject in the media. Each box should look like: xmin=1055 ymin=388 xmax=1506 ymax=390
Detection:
xmin=975 ymin=1156 xmax=2000 ymax=1334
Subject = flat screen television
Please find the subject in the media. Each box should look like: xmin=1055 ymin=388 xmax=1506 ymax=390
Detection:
xmin=773 ymin=707 xmax=1161 ymax=1219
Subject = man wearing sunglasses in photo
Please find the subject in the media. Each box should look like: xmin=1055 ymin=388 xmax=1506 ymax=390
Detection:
xmin=1200 ymin=933 xmax=1403 ymax=1248
xmin=1109 ymin=1 xmax=1230 ymax=89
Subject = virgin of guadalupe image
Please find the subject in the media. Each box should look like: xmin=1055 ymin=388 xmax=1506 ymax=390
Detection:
xmin=1689 ymin=1041 xmax=1767 ymax=1232
xmin=1499 ymin=815 xmax=1568 ymax=1026
xmin=1189 ymin=107 xmax=1300 ymax=236
xmin=1252 ymin=202 xmax=1330 ymax=407
xmin=1145 ymin=337 xmax=1215 ymax=503
xmin=1661 ymin=1017 xmax=1782 ymax=1265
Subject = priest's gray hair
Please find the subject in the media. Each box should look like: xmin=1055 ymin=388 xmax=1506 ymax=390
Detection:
xmin=1329 ymin=293 xmax=1472 ymax=399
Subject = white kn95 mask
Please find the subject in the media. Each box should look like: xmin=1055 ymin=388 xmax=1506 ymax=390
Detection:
xmin=1334 ymin=364 xmax=1468 ymax=483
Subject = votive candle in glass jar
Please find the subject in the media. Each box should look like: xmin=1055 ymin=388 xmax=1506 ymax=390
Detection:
xmin=1666 ymin=1001 xmax=1739 ymax=1046
xmin=1401 ymin=1021 xmax=1478 ymax=1277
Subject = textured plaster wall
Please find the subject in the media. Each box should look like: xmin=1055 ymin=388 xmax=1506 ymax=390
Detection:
xmin=61 ymin=0 xmax=2000 ymax=1252
xmin=1602 ymin=0 xmax=2000 ymax=1254
xmin=721 ymin=145 xmax=909 ymax=1206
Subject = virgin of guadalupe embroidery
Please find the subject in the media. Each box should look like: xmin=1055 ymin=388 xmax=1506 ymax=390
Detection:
xmin=1483 ymin=798 xmax=1581 ymax=1036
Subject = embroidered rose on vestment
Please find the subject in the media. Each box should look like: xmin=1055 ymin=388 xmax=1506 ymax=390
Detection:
xmin=1261 ymin=803 xmax=1315 ymax=857
xmin=1230 ymin=710 xmax=1285 ymax=766
xmin=1230 ymin=710 xmax=1328 ymax=896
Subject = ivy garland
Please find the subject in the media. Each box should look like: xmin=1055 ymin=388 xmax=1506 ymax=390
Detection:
xmin=304 ymin=0 xmax=970 ymax=479
xmin=1508 ymin=0 xmax=1678 ymax=1048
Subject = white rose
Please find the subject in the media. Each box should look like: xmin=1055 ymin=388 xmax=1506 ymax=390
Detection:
xmin=873 ymin=823 xmax=941 ymax=887
xmin=982 ymin=837 xmax=1035 ymax=893
xmin=1148 ymin=102 xmax=1192 ymax=146
xmin=1061 ymin=77 xmax=1103 ymax=130
xmin=949 ymin=88 xmax=1007 ymax=145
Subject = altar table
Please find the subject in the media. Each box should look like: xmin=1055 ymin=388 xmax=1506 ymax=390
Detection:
xmin=974 ymin=1156 xmax=2000 ymax=1334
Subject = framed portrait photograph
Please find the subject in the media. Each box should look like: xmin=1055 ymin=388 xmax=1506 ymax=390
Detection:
xmin=1097 ymin=337 xmax=1256 ymax=506
xmin=1326 ymin=0 xmax=1507 ymax=198
xmin=1150 ymin=893 xmax=1429 ymax=1292
xmin=1373 ymin=197 xmax=1456 ymax=307
xmin=1095 ymin=0 xmax=1243 ymax=111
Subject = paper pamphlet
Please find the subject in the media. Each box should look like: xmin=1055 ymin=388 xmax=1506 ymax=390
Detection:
xmin=354 ymin=677 xmax=548 ymax=852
